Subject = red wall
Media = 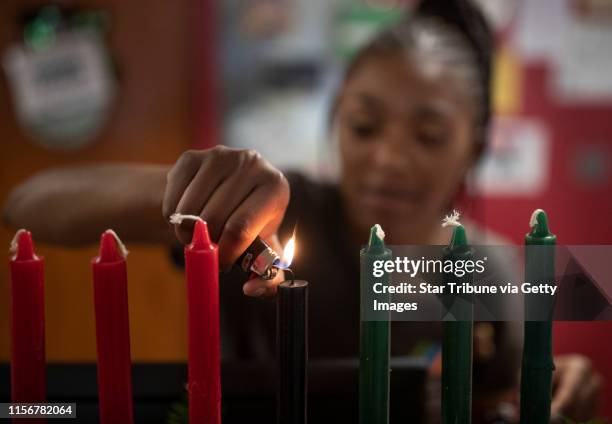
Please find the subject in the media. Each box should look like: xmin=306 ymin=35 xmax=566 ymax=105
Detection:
xmin=474 ymin=62 xmax=612 ymax=417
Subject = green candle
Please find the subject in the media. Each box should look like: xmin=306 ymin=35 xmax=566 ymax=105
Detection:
xmin=441 ymin=217 xmax=473 ymax=424
xmin=360 ymin=224 xmax=391 ymax=424
xmin=520 ymin=209 xmax=556 ymax=424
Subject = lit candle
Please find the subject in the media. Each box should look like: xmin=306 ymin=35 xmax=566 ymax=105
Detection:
xmin=9 ymin=229 xmax=46 ymax=404
xmin=172 ymin=214 xmax=221 ymax=424
xmin=276 ymin=236 xmax=308 ymax=424
xmin=359 ymin=224 xmax=390 ymax=424
xmin=92 ymin=230 xmax=134 ymax=424
xmin=441 ymin=211 xmax=473 ymax=424
xmin=520 ymin=209 xmax=556 ymax=423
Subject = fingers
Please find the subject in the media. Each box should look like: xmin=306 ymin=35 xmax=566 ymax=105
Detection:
xmin=198 ymin=155 xmax=263 ymax=244
xmin=575 ymin=371 xmax=602 ymax=420
xmin=165 ymin=148 xmax=231 ymax=244
xmin=551 ymin=355 xmax=601 ymax=422
xmin=173 ymin=169 xmax=224 ymax=244
xmin=243 ymin=235 xmax=285 ymax=298
xmin=551 ymin=357 xmax=583 ymax=417
xmin=163 ymin=146 xmax=290 ymax=271
xmin=243 ymin=271 xmax=284 ymax=298
xmin=242 ymin=274 xmax=282 ymax=298
xmin=215 ymin=179 xmax=287 ymax=267
xmin=180 ymin=165 xmax=255 ymax=247
xmin=162 ymin=150 xmax=202 ymax=221
xmin=175 ymin=163 xmax=225 ymax=219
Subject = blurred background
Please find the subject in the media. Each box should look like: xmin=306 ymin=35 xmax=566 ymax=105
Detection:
xmin=0 ymin=0 xmax=611 ymax=419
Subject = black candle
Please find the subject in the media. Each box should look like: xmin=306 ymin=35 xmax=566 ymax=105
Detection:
xmin=277 ymin=279 xmax=308 ymax=424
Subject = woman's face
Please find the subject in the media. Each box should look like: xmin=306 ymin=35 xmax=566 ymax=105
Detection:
xmin=335 ymin=52 xmax=479 ymax=243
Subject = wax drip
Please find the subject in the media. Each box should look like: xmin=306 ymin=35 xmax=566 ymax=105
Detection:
xmin=8 ymin=229 xmax=27 ymax=254
xmin=104 ymin=229 xmax=129 ymax=258
xmin=169 ymin=213 xmax=203 ymax=225
xmin=442 ymin=209 xmax=462 ymax=228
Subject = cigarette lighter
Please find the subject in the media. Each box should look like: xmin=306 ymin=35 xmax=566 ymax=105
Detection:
xmin=233 ymin=237 xmax=280 ymax=280
xmin=169 ymin=213 xmax=283 ymax=281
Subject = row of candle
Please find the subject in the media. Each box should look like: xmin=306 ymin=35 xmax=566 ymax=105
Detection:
xmin=8 ymin=208 xmax=555 ymax=424
xmin=9 ymin=228 xmax=137 ymax=424
xmin=359 ymin=209 xmax=556 ymax=424
xmin=8 ymin=219 xmax=306 ymax=424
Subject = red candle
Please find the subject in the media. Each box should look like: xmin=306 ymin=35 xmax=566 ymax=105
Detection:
xmin=92 ymin=230 xmax=134 ymax=424
xmin=9 ymin=229 xmax=46 ymax=404
xmin=184 ymin=218 xmax=221 ymax=424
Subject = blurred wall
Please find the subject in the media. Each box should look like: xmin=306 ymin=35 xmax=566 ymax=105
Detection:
xmin=0 ymin=0 xmax=196 ymax=362
xmin=472 ymin=1 xmax=612 ymax=416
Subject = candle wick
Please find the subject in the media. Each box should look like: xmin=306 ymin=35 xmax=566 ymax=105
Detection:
xmin=441 ymin=209 xmax=462 ymax=228
xmin=169 ymin=213 xmax=204 ymax=225
xmin=529 ymin=208 xmax=544 ymax=228
xmin=285 ymin=268 xmax=295 ymax=285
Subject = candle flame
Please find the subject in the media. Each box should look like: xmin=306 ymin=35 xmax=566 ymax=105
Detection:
xmin=280 ymin=236 xmax=296 ymax=269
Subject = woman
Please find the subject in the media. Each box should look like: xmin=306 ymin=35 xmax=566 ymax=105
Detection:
xmin=4 ymin=0 xmax=601 ymax=421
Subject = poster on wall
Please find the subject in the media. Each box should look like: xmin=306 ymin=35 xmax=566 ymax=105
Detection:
xmin=512 ymin=0 xmax=612 ymax=103
xmin=554 ymin=0 xmax=612 ymax=102
xmin=471 ymin=118 xmax=550 ymax=197
xmin=2 ymin=7 xmax=115 ymax=151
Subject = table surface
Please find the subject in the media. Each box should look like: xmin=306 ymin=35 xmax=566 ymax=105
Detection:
xmin=1 ymin=358 xmax=428 ymax=423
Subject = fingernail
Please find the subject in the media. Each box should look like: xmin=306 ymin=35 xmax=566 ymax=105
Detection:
xmin=251 ymin=288 xmax=266 ymax=297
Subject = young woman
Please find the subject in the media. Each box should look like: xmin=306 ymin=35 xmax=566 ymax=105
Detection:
xmin=4 ymin=0 xmax=601 ymax=421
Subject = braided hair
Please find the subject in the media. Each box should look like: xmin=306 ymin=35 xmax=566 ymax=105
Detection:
xmin=341 ymin=0 xmax=493 ymax=147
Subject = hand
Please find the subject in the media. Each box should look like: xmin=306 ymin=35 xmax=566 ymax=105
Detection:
xmin=551 ymin=354 xmax=602 ymax=423
xmin=163 ymin=146 xmax=290 ymax=297
xmin=242 ymin=234 xmax=287 ymax=298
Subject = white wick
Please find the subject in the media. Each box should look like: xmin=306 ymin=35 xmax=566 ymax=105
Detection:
xmin=442 ymin=209 xmax=462 ymax=228
xmin=105 ymin=229 xmax=129 ymax=258
xmin=374 ymin=224 xmax=385 ymax=240
xmin=529 ymin=208 xmax=544 ymax=228
xmin=9 ymin=229 xmax=27 ymax=254
xmin=169 ymin=213 xmax=203 ymax=225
